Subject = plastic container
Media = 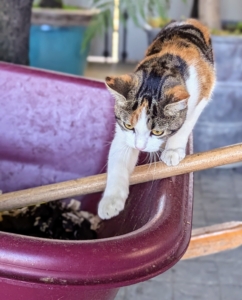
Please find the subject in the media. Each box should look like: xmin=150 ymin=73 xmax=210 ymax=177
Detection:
xmin=29 ymin=25 xmax=89 ymax=75
xmin=0 ymin=63 xmax=193 ymax=300
xmin=194 ymin=36 xmax=242 ymax=164
xmin=194 ymin=82 xmax=242 ymax=155
xmin=212 ymin=35 xmax=242 ymax=81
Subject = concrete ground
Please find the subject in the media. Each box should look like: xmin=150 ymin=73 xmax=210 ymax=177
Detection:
xmin=116 ymin=168 xmax=242 ymax=300
xmin=85 ymin=63 xmax=242 ymax=300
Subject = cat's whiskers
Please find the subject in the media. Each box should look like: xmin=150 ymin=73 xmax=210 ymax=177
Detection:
xmin=148 ymin=152 xmax=155 ymax=172
xmin=99 ymin=163 xmax=108 ymax=174
xmin=155 ymin=151 xmax=160 ymax=162
xmin=146 ymin=152 xmax=151 ymax=172
xmin=148 ymin=152 xmax=153 ymax=164
xmin=148 ymin=152 xmax=158 ymax=192
xmin=104 ymin=141 xmax=112 ymax=147
xmin=141 ymin=151 xmax=150 ymax=164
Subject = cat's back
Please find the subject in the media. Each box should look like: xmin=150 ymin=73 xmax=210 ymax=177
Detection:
xmin=136 ymin=19 xmax=215 ymax=101
xmin=145 ymin=18 xmax=214 ymax=66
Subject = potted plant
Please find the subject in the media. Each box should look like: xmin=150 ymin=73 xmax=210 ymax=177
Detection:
xmin=30 ymin=0 xmax=173 ymax=75
xmin=143 ymin=0 xmax=188 ymax=47
xmin=30 ymin=0 xmax=99 ymax=75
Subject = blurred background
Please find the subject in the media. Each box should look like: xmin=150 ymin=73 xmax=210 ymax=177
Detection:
xmin=0 ymin=0 xmax=242 ymax=299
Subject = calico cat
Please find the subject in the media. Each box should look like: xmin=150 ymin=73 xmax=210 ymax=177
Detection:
xmin=98 ymin=19 xmax=216 ymax=219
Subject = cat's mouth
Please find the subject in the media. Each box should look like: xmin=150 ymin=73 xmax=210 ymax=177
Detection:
xmin=135 ymin=145 xmax=146 ymax=151
xmin=133 ymin=142 xmax=166 ymax=153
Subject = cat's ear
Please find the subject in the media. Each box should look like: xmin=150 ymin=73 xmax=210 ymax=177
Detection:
xmin=171 ymin=85 xmax=190 ymax=102
xmin=105 ymin=74 xmax=136 ymax=105
xmin=164 ymin=85 xmax=189 ymax=116
xmin=164 ymin=99 xmax=187 ymax=116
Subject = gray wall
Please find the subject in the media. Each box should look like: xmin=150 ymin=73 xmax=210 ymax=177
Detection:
xmin=221 ymin=0 xmax=242 ymax=21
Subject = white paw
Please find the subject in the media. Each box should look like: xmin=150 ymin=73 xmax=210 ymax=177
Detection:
xmin=98 ymin=195 xmax=126 ymax=219
xmin=161 ymin=148 xmax=186 ymax=166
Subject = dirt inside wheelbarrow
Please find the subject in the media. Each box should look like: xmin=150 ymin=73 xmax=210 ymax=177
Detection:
xmin=0 ymin=199 xmax=102 ymax=240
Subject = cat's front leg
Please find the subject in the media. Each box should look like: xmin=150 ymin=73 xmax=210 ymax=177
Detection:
xmin=161 ymin=115 xmax=191 ymax=166
xmin=98 ymin=132 xmax=139 ymax=219
xmin=161 ymin=138 xmax=187 ymax=166
xmin=161 ymin=99 xmax=208 ymax=166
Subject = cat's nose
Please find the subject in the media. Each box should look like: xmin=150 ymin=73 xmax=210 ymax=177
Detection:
xmin=135 ymin=138 xmax=147 ymax=151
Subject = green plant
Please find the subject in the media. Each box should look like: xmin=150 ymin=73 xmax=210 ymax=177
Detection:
xmin=38 ymin=0 xmax=63 ymax=8
xmin=236 ymin=22 xmax=242 ymax=32
xmin=82 ymin=0 xmax=186 ymax=48
xmin=33 ymin=2 xmax=80 ymax=10
xmin=211 ymin=29 xmax=242 ymax=36
xmin=211 ymin=22 xmax=242 ymax=36
xmin=33 ymin=0 xmax=187 ymax=49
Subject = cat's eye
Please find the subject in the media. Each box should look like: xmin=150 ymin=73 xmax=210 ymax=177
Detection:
xmin=124 ymin=123 xmax=134 ymax=130
xmin=151 ymin=129 xmax=164 ymax=136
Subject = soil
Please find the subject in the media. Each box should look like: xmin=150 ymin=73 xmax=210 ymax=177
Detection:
xmin=0 ymin=199 xmax=101 ymax=240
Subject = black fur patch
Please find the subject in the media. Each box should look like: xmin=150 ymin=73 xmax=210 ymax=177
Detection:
xmin=152 ymin=105 xmax=158 ymax=117
xmin=136 ymin=55 xmax=188 ymax=103
xmin=107 ymin=77 xmax=131 ymax=98
xmin=147 ymin=23 xmax=213 ymax=64
xmin=132 ymin=101 xmax=138 ymax=111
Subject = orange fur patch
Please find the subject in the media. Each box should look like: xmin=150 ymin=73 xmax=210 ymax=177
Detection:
xmin=130 ymin=100 xmax=148 ymax=126
xmin=166 ymin=85 xmax=190 ymax=102
xmin=140 ymin=39 xmax=215 ymax=100
xmin=186 ymin=18 xmax=211 ymax=45
xmin=105 ymin=76 xmax=115 ymax=87
xmin=120 ymin=74 xmax=133 ymax=83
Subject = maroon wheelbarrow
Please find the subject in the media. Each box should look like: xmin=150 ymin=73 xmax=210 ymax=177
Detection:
xmin=0 ymin=63 xmax=241 ymax=300
xmin=0 ymin=62 xmax=192 ymax=299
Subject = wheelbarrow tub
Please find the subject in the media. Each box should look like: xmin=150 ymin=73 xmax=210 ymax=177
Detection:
xmin=0 ymin=63 xmax=193 ymax=300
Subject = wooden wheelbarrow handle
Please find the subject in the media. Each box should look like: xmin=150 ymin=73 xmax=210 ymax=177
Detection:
xmin=184 ymin=222 xmax=242 ymax=259
xmin=0 ymin=143 xmax=242 ymax=212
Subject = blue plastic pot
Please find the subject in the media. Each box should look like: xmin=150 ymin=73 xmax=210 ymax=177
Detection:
xmin=29 ymin=25 xmax=89 ymax=75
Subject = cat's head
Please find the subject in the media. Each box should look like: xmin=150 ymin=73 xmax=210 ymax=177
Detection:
xmin=106 ymin=73 xmax=189 ymax=152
